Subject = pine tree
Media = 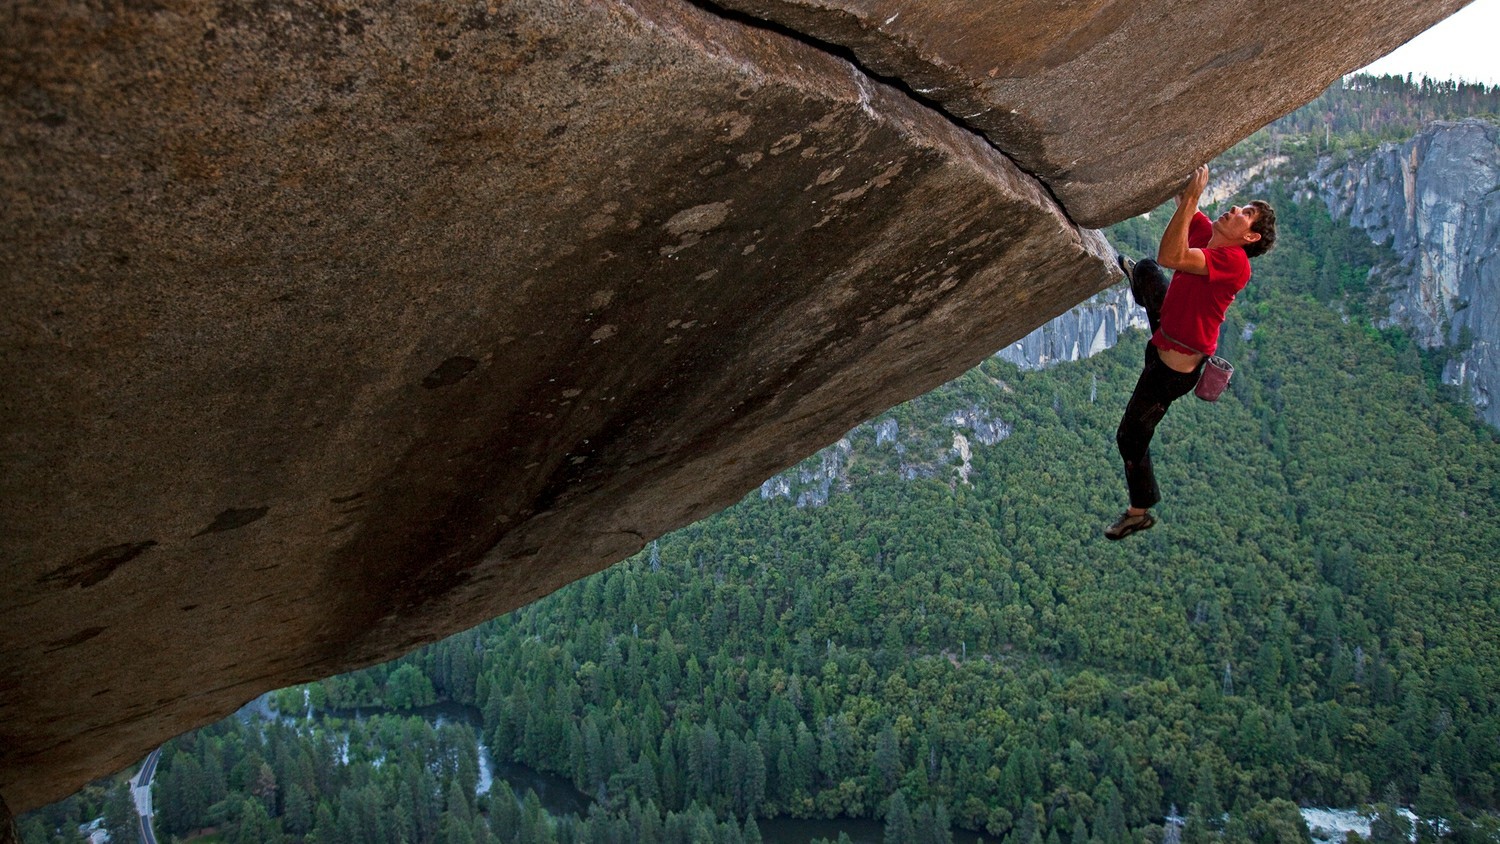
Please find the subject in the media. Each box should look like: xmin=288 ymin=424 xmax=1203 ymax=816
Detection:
xmin=102 ymin=780 xmax=136 ymax=843
xmin=1014 ymin=803 xmax=1042 ymax=844
xmin=284 ymin=783 xmax=313 ymax=836
xmin=1182 ymin=804 xmax=1213 ymax=844
xmin=886 ymin=791 xmax=918 ymax=844
xmin=932 ymin=802 xmax=956 ymax=844
xmin=233 ymin=796 xmax=279 ymax=844
xmin=1371 ymin=785 xmax=1412 ymax=844
xmin=744 ymin=814 xmax=764 ymax=844
xmin=875 ymin=725 xmax=903 ymax=796
xmin=1415 ymin=767 xmax=1458 ymax=843
xmin=1098 ymin=781 xmax=1127 ymax=844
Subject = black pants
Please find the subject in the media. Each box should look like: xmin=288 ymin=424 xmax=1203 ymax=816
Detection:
xmin=1117 ymin=259 xmax=1203 ymax=509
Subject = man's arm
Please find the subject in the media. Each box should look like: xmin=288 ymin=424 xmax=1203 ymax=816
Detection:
xmin=1157 ymin=164 xmax=1210 ymax=275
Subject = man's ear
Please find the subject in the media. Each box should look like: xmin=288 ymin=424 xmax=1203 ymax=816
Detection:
xmin=1242 ymin=230 xmax=1262 ymax=244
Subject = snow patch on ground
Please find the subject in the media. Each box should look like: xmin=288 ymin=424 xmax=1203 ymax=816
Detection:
xmin=1301 ymin=807 xmax=1419 ymax=843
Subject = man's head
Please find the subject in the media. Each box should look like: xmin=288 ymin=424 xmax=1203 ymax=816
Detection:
xmin=1213 ymin=200 xmax=1277 ymax=258
xmin=1243 ymin=200 xmax=1277 ymax=257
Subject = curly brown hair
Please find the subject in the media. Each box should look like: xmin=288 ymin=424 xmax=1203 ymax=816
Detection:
xmin=1243 ymin=200 xmax=1277 ymax=258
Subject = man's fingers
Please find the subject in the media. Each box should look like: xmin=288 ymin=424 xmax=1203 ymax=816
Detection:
xmin=1185 ymin=165 xmax=1209 ymax=194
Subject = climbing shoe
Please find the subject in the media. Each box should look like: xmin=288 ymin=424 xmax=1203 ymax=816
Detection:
xmin=1104 ymin=510 xmax=1155 ymax=540
xmin=1120 ymin=253 xmax=1158 ymax=312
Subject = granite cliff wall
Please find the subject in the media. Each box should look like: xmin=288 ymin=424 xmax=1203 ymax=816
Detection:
xmin=995 ymin=285 xmax=1148 ymax=371
xmin=0 ymin=0 xmax=1469 ymax=819
xmin=1313 ymin=119 xmax=1500 ymax=427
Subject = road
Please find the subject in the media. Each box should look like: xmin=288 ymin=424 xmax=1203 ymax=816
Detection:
xmin=128 ymin=748 xmax=161 ymax=844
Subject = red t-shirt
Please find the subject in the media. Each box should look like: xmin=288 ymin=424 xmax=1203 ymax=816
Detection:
xmin=1151 ymin=211 xmax=1251 ymax=356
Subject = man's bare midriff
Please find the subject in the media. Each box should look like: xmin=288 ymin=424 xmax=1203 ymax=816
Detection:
xmin=1159 ymin=347 xmax=1204 ymax=373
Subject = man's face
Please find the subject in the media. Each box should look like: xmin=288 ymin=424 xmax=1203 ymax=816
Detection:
xmin=1213 ymin=204 xmax=1262 ymax=246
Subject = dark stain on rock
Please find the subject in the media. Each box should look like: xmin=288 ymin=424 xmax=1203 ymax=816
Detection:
xmin=567 ymin=56 xmax=611 ymax=85
xmin=37 ymin=542 xmax=157 ymax=589
xmin=45 ymin=627 xmax=106 ymax=653
xmin=330 ymin=492 xmax=364 ymax=504
xmin=400 ymin=567 xmax=473 ymax=614
xmin=180 ymin=604 xmax=199 ymax=612
xmin=40 ymin=113 xmax=67 ymax=127
xmin=463 ymin=8 xmax=491 ymax=31
xmin=422 ymin=356 xmax=478 ymax=389
xmin=434 ymin=46 xmax=454 ymax=62
xmin=194 ymin=506 xmax=270 ymax=536
xmin=1197 ymin=42 xmax=1263 ymax=72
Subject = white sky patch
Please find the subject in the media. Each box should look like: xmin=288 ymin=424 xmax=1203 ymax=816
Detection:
xmin=1356 ymin=0 xmax=1500 ymax=86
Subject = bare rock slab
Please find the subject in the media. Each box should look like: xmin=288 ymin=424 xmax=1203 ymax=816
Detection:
xmin=0 ymin=0 xmax=1113 ymax=810
xmin=707 ymin=0 xmax=1472 ymax=226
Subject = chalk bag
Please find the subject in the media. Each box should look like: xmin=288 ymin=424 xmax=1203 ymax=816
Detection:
xmin=1195 ymin=356 xmax=1234 ymax=402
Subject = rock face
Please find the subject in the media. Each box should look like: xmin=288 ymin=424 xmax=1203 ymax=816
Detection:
xmin=1314 ymin=119 xmax=1500 ymax=427
xmin=2 ymin=0 xmax=1111 ymax=812
xmin=0 ymin=0 xmax=1465 ymax=814
xmin=706 ymin=0 xmax=1470 ymax=226
xmin=996 ymin=285 xmax=1148 ymax=370
xmin=757 ymin=396 xmax=1014 ymax=503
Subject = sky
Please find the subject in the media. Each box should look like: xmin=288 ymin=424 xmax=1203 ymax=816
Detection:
xmin=1355 ymin=0 xmax=1500 ymax=86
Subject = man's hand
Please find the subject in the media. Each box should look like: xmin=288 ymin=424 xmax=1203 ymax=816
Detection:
xmin=1158 ymin=164 xmax=1210 ymax=274
xmin=1176 ymin=164 xmax=1209 ymax=206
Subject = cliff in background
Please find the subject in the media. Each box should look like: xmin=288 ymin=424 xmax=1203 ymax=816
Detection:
xmin=1313 ymin=118 xmax=1500 ymax=427
xmin=995 ymin=285 xmax=1147 ymax=371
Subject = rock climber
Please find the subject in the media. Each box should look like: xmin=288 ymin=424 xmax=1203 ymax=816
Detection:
xmin=1105 ymin=164 xmax=1277 ymax=540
